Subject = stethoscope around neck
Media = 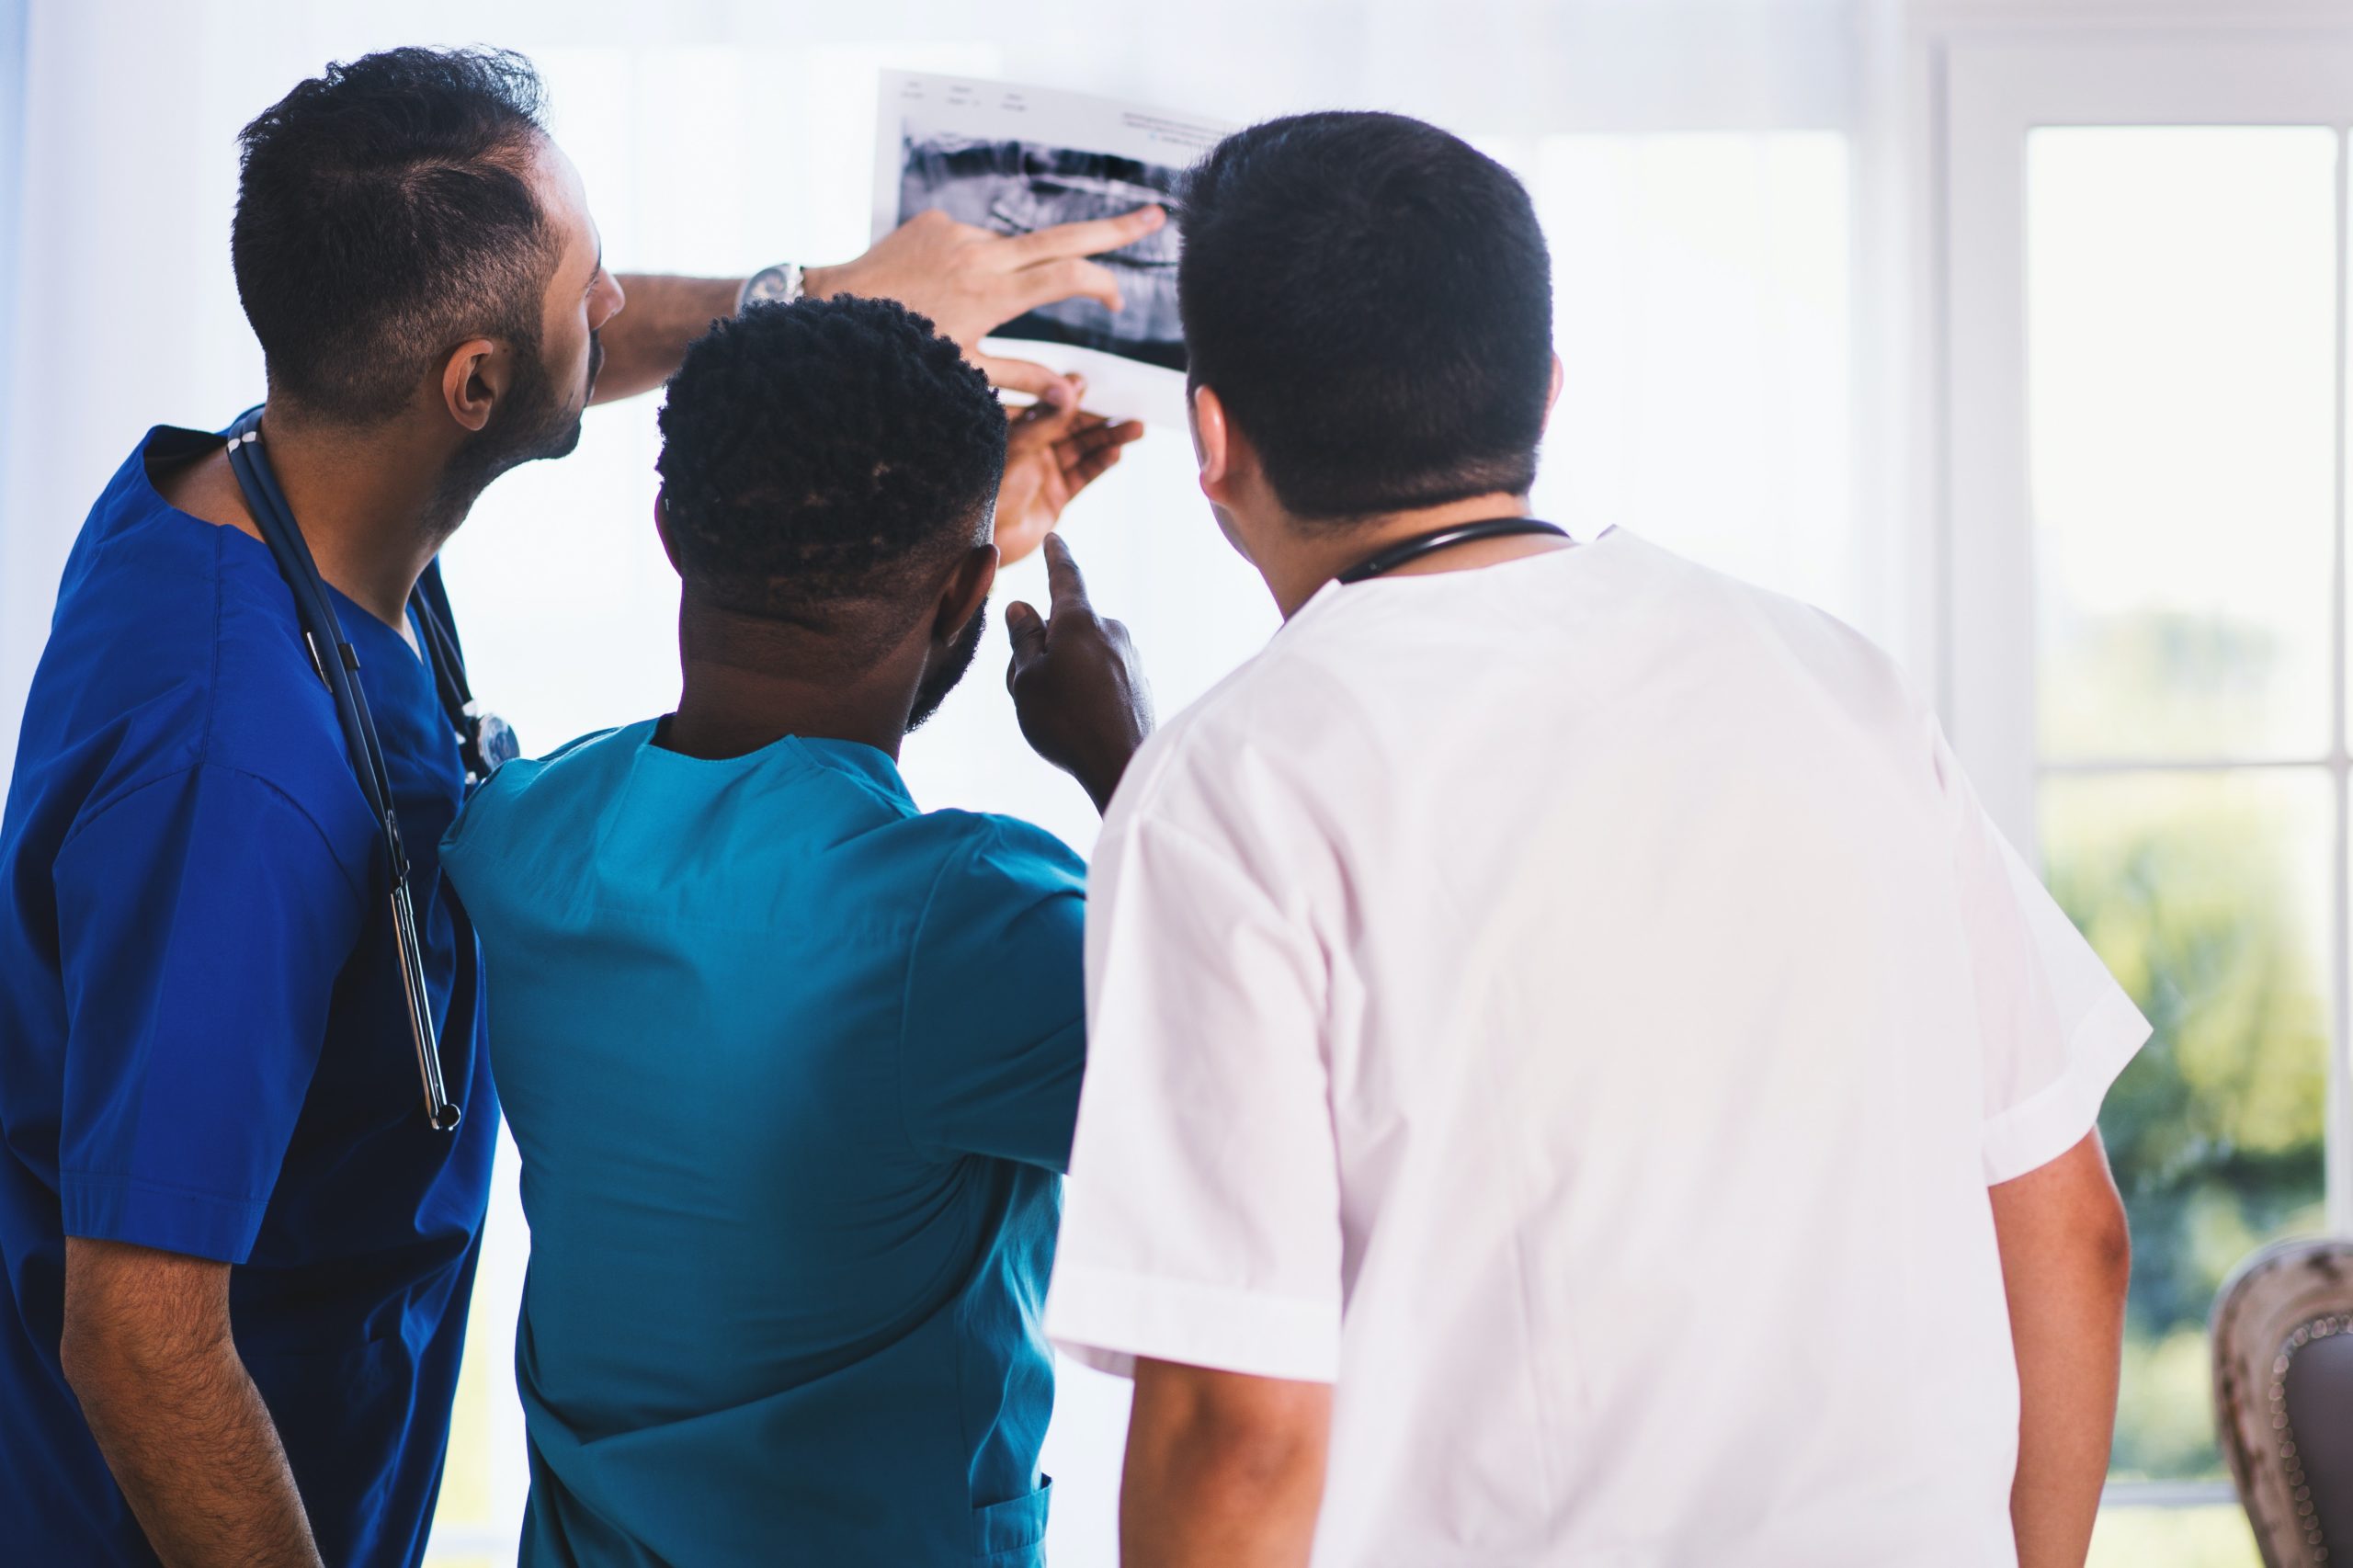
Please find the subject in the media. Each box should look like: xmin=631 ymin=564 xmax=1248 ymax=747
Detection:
xmin=222 ymin=406 xmax=516 ymax=1132
xmin=1333 ymin=517 xmax=1573 ymax=585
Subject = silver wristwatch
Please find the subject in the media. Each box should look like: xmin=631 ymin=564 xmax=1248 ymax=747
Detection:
xmin=736 ymin=262 xmax=806 ymax=314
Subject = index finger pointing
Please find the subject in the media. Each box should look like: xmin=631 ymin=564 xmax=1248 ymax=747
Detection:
xmin=1006 ymin=205 xmax=1167 ymax=266
xmin=1043 ymin=532 xmax=1092 ymax=615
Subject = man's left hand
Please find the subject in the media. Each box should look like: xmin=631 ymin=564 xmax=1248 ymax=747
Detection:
xmin=994 ymin=377 xmax=1144 ymax=565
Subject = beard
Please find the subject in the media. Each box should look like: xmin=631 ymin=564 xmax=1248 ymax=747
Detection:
xmin=906 ymin=602 xmax=987 ymax=733
xmin=428 ymin=329 xmax=600 ymax=532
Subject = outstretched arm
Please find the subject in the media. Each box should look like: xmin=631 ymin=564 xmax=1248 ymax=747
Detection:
xmin=62 ymin=1238 xmax=322 ymax=1568
xmin=590 ymin=274 xmax=739 ymax=404
xmin=590 ymin=205 xmax=1167 ymax=406
xmin=1992 ymin=1131 xmax=2131 ymax=1568
xmin=1121 ymin=1358 xmax=1333 ymax=1568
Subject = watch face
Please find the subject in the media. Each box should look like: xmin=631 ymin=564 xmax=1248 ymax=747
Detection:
xmin=745 ymin=265 xmax=802 ymax=306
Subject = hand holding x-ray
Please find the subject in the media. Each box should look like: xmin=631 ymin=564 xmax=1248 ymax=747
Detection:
xmin=993 ymin=375 xmax=1145 ymax=564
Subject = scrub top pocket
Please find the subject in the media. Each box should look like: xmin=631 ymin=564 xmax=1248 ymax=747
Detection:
xmin=974 ymin=1473 xmax=1051 ymax=1563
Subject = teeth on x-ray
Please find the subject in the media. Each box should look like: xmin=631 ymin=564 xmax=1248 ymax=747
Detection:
xmin=899 ymin=135 xmax=1188 ymax=372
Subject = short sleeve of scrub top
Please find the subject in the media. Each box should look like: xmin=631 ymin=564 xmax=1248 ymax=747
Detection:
xmin=900 ymin=818 xmax=1088 ymax=1173
xmin=51 ymin=763 xmax=368 ymax=1263
xmin=1047 ymin=808 xmax=1345 ymax=1386
xmin=1931 ymin=720 xmax=2153 ymax=1185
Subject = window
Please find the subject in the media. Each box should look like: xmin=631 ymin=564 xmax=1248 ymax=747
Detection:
xmin=2029 ymin=125 xmax=2338 ymax=1485
xmin=1946 ymin=36 xmax=2353 ymax=1562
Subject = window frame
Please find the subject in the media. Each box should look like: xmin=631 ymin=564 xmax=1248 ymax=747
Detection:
xmin=1938 ymin=28 xmax=2353 ymax=1506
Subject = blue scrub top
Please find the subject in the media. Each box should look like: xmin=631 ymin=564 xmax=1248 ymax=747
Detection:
xmin=441 ymin=720 xmax=1086 ymax=1568
xmin=0 ymin=426 xmax=497 ymax=1567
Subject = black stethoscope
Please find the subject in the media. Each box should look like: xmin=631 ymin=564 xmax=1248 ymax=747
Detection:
xmin=223 ymin=407 xmax=517 ymax=1132
xmin=1334 ymin=517 xmax=1572 ymax=585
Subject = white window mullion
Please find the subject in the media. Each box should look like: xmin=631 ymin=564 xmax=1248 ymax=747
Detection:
xmin=2327 ymin=123 xmax=2352 ymax=1237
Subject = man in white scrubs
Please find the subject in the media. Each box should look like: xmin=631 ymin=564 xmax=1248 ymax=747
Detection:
xmin=1043 ymin=112 xmax=2144 ymax=1568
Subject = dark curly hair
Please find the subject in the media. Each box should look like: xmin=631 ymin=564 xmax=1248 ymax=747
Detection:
xmin=233 ymin=47 xmax=555 ymax=424
xmin=655 ymin=296 xmax=1009 ymax=632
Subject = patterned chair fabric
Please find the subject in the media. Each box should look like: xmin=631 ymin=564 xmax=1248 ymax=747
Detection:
xmin=2214 ymin=1238 xmax=2353 ymax=1566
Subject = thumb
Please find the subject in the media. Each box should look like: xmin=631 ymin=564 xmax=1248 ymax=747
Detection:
xmin=976 ymin=353 xmax=1063 ymax=402
xmin=1008 ymin=377 xmax=1087 ymax=453
xmin=1005 ymin=599 xmax=1049 ymax=674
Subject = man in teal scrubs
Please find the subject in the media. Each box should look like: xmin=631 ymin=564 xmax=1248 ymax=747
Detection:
xmin=440 ymin=295 xmax=1151 ymax=1566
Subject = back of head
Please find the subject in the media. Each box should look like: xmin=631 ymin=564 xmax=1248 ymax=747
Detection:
xmin=233 ymin=47 xmax=553 ymax=425
xmin=655 ymin=296 xmax=1008 ymax=653
xmin=1178 ymin=112 xmax=1554 ymax=523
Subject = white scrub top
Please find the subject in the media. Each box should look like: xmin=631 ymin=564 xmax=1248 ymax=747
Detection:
xmin=1045 ymin=530 xmax=2149 ymax=1568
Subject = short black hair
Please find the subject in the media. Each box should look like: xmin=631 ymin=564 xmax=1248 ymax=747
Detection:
xmin=232 ymin=47 xmax=555 ymax=424
xmin=1177 ymin=112 xmax=1554 ymax=523
xmin=655 ymin=296 xmax=1008 ymax=633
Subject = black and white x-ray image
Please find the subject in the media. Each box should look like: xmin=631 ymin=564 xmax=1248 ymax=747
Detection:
xmin=898 ymin=136 xmax=1187 ymax=370
xmin=874 ymin=75 xmax=1229 ymax=424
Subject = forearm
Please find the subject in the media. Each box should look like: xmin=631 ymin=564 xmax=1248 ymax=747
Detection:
xmin=67 ymin=1335 xmax=320 ymax=1568
xmin=2008 ymin=1290 xmax=2123 ymax=1564
xmin=62 ymin=1238 xmax=320 ymax=1568
xmin=590 ymin=273 xmax=744 ymax=403
xmin=1122 ymin=1360 xmax=1330 ymax=1568
xmin=1994 ymin=1134 xmax=2131 ymax=1568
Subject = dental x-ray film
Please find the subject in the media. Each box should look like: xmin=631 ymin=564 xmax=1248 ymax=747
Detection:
xmin=875 ymin=73 xmax=1232 ymax=426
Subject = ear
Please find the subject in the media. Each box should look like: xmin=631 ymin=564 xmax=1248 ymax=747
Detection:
xmin=439 ymin=335 xmax=506 ymax=435
xmin=1192 ymin=382 xmax=1234 ymax=507
xmin=653 ymin=488 xmax=683 ymax=574
xmin=935 ymin=542 xmax=999 ymax=644
xmin=1541 ymin=353 xmax=1564 ymax=434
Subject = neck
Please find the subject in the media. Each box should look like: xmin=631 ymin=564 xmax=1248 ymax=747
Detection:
xmin=259 ymin=403 xmax=472 ymax=629
xmin=663 ymin=597 xmax=918 ymax=762
xmin=1256 ymin=492 xmax=1555 ymax=619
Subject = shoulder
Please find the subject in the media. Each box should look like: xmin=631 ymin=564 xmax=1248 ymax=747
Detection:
xmin=1595 ymin=538 xmax=1953 ymax=832
xmin=1605 ymin=533 xmax=1930 ymax=745
xmin=28 ymin=444 xmax=363 ymax=838
xmin=442 ymin=723 xmax=639 ymax=859
xmin=896 ymin=812 xmax=1087 ymax=1000
xmin=55 ymin=758 xmax=370 ymax=905
xmin=910 ymin=810 xmax=1087 ymax=908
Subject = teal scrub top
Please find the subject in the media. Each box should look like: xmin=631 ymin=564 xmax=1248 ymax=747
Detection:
xmin=440 ymin=721 xmax=1086 ymax=1567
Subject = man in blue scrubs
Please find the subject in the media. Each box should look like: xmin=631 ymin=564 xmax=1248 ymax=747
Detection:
xmin=0 ymin=47 xmax=1152 ymax=1568
xmin=439 ymin=295 xmax=1151 ymax=1566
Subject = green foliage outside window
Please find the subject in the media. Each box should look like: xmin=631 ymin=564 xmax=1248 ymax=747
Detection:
xmin=2042 ymin=776 xmax=2328 ymax=1481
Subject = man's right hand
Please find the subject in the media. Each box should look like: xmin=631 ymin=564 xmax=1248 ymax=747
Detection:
xmin=1006 ymin=533 xmax=1154 ymax=814
xmin=808 ymin=206 xmax=1167 ymax=400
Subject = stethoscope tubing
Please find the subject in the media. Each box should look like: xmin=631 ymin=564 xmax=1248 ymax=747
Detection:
xmin=1334 ymin=517 xmax=1573 ymax=585
xmin=223 ymin=409 xmax=464 ymax=1133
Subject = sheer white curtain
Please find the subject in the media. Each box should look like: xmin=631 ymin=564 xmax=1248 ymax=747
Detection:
xmin=0 ymin=2 xmax=1918 ymax=1561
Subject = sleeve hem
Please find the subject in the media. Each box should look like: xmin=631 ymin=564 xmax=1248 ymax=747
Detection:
xmin=1981 ymin=984 xmax=2152 ymax=1186
xmin=61 ymin=761 xmax=368 ymax=904
xmin=60 ymin=1171 xmax=267 ymax=1264
xmin=1045 ymin=1261 xmax=1339 ymax=1384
